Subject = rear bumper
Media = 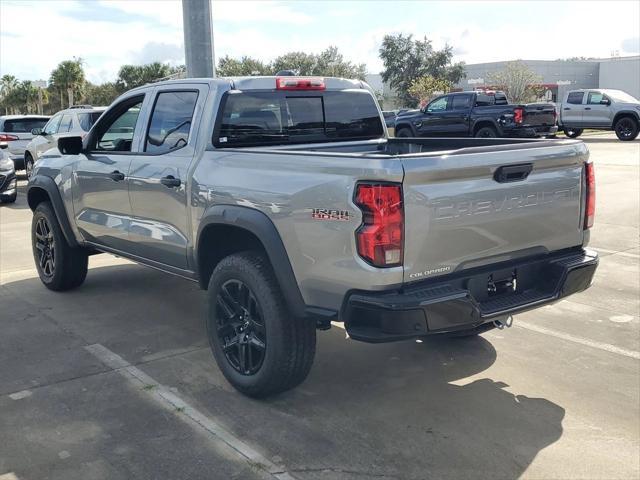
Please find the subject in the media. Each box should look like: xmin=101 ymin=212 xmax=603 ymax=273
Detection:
xmin=343 ymin=248 xmax=598 ymax=343
xmin=503 ymin=125 xmax=558 ymax=138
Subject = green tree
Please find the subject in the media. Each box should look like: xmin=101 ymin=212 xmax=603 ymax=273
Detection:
xmin=84 ymin=82 xmax=120 ymax=106
xmin=407 ymin=76 xmax=452 ymax=105
xmin=487 ymin=61 xmax=544 ymax=103
xmin=379 ymin=34 xmax=465 ymax=107
xmin=271 ymin=51 xmax=317 ymax=76
xmin=1 ymin=75 xmax=19 ymax=114
xmin=49 ymin=58 xmax=86 ymax=108
xmin=116 ymin=62 xmax=181 ymax=91
xmin=217 ymin=56 xmax=271 ymax=76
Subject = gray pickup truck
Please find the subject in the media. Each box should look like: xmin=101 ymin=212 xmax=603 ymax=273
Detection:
xmin=27 ymin=76 xmax=598 ymax=397
xmin=558 ymin=89 xmax=640 ymax=141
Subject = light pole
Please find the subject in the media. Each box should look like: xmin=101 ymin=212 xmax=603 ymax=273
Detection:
xmin=182 ymin=0 xmax=216 ymax=78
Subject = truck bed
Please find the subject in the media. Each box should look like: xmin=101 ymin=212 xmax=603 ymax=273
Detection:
xmin=228 ymin=137 xmax=589 ymax=286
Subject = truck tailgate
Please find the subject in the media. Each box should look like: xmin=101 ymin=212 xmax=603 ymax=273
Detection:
xmin=523 ymin=103 xmax=556 ymax=126
xmin=401 ymin=141 xmax=588 ymax=283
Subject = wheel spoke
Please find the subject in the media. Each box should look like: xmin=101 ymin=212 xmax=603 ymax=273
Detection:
xmin=35 ymin=242 xmax=44 ymax=252
xmin=217 ymin=290 xmax=237 ymax=320
xmin=238 ymin=342 xmax=247 ymax=373
xmin=223 ymin=334 xmax=239 ymax=353
xmin=39 ymin=252 xmax=47 ymax=268
xmin=248 ymin=333 xmax=265 ymax=351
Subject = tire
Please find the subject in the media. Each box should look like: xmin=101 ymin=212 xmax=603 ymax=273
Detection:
xmin=24 ymin=152 xmax=34 ymax=179
xmin=563 ymin=128 xmax=583 ymax=138
xmin=614 ymin=117 xmax=639 ymax=141
xmin=395 ymin=128 xmax=412 ymax=138
xmin=206 ymin=251 xmax=316 ymax=398
xmin=474 ymin=126 xmax=497 ymax=138
xmin=31 ymin=202 xmax=88 ymax=291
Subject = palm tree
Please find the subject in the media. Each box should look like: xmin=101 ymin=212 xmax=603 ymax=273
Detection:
xmin=49 ymin=59 xmax=86 ymax=108
xmin=1 ymin=75 xmax=18 ymax=114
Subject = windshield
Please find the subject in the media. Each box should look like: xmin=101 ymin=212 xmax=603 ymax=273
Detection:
xmin=214 ymin=90 xmax=384 ymax=147
xmin=607 ymin=90 xmax=639 ymax=103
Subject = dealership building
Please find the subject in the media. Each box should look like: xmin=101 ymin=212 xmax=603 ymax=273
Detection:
xmin=368 ymin=55 xmax=640 ymax=109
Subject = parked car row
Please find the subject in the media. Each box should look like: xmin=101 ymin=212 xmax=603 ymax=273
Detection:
xmin=0 ymin=105 xmax=105 ymax=183
xmin=383 ymin=88 xmax=639 ymax=141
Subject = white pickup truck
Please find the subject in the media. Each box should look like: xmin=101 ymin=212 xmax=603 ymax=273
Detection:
xmin=557 ymin=88 xmax=640 ymax=141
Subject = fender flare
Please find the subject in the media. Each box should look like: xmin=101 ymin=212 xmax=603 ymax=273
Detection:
xmin=27 ymin=175 xmax=80 ymax=248
xmin=393 ymin=122 xmax=416 ymax=136
xmin=196 ymin=205 xmax=306 ymax=317
xmin=612 ymin=110 xmax=640 ymax=125
xmin=471 ymin=117 xmax=502 ymax=135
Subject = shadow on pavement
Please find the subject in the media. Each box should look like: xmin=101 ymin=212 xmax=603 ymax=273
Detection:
xmin=3 ymin=263 xmax=566 ymax=480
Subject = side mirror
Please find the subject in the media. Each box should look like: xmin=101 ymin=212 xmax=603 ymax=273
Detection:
xmin=58 ymin=136 xmax=84 ymax=155
xmin=600 ymin=99 xmax=611 ymax=105
xmin=31 ymin=127 xmax=43 ymax=135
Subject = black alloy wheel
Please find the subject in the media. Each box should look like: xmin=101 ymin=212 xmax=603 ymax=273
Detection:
xmin=34 ymin=216 xmax=55 ymax=278
xmin=215 ymin=279 xmax=267 ymax=375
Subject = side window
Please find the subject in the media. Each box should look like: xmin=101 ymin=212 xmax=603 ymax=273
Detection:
xmin=567 ymin=92 xmax=584 ymax=105
xmin=78 ymin=112 xmax=102 ymax=131
xmin=58 ymin=114 xmax=73 ymax=133
xmin=427 ymin=96 xmax=448 ymax=112
xmin=95 ymin=98 xmax=143 ymax=152
xmin=451 ymin=95 xmax=472 ymax=110
xmin=43 ymin=115 xmax=62 ymax=135
xmin=145 ymin=91 xmax=198 ymax=154
xmin=587 ymin=92 xmax=605 ymax=105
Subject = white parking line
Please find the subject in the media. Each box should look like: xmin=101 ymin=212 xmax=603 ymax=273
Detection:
xmin=593 ymin=247 xmax=640 ymax=259
xmin=84 ymin=344 xmax=296 ymax=480
xmin=515 ymin=321 xmax=640 ymax=360
xmin=331 ymin=321 xmax=640 ymax=359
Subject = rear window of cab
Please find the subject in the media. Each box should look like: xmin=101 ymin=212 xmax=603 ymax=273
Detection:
xmin=214 ymin=90 xmax=384 ymax=147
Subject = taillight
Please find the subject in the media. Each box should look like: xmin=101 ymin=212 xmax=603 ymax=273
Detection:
xmin=276 ymin=77 xmax=325 ymax=90
xmin=584 ymin=161 xmax=596 ymax=229
xmin=0 ymin=134 xmax=19 ymax=142
xmin=513 ymin=107 xmax=524 ymax=124
xmin=354 ymin=183 xmax=403 ymax=267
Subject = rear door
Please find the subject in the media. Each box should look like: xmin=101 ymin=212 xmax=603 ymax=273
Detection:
xmin=583 ymin=91 xmax=612 ymax=127
xmin=561 ymin=91 xmax=585 ymax=126
xmin=73 ymin=94 xmax=148 ymax=252
xmin=127 ymin=84 xmax=204 ymax=270
xmin=401 ymin=143 xmax=587 ymax=283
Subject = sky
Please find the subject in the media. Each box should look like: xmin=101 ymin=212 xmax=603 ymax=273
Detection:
xmin=1 ymin=0 xmax=639 ymax=84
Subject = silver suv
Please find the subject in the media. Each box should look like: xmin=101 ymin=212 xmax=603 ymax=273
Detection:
xmin=0 ymin=115 xmax=50 ymax=170
xmin=24 ymin=106 xmax=105 ymax=177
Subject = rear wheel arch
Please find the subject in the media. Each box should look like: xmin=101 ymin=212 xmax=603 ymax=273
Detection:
xmin=196 ymin=205 xmax=306 ymax=317
xmin=472 ymin=120 xmax=498 ymax=136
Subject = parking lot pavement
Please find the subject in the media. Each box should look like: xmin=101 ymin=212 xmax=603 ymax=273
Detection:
xmin=1 ymin=136 xmax=638 ymax=480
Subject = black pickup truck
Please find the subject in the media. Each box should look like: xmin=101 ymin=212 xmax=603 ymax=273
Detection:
xmin=394 ymin=91 xmax=558 ymax=138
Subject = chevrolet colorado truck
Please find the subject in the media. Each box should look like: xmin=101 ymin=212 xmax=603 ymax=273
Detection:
xmin=557 ymin=89 xmax=640 ymax=141
xmin=27 ymin=76 xmax=598 ymax=397
xmin=395 ymin=91 xmax=557 ymax=139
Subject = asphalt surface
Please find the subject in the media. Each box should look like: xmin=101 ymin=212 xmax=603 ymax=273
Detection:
xmin=1 ymin=134 xmax=638 ymax=480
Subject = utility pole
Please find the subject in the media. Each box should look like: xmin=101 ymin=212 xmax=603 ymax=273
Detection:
xmin=182 ymin=0 xmax=216 ymax=78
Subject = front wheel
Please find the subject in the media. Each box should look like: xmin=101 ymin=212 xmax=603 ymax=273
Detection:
xmin=32 ymin=202 xmax=88 ymax=291
xmin=206 ymin=251 xmax=316 ymax=398
xmin=395 ymin=128 xmax=413 ymax=138
xmin=614 ymin=117 xmax=639 ymax=141
xmin=563 ymin=128 xmax=583 ymax=138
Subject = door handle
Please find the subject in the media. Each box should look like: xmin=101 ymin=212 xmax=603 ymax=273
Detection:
xmin=563 ymin=107 xmax=571 ymax=110
xmin=494 ymin=163 xmax=533 ymax=183
xmin=109 ymin=170 xmax=125 ymax=181
xmin=160 ymin=175 xmax=181 ymax=188
xmin=584 ymin=107 xmax=591 ymax=110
